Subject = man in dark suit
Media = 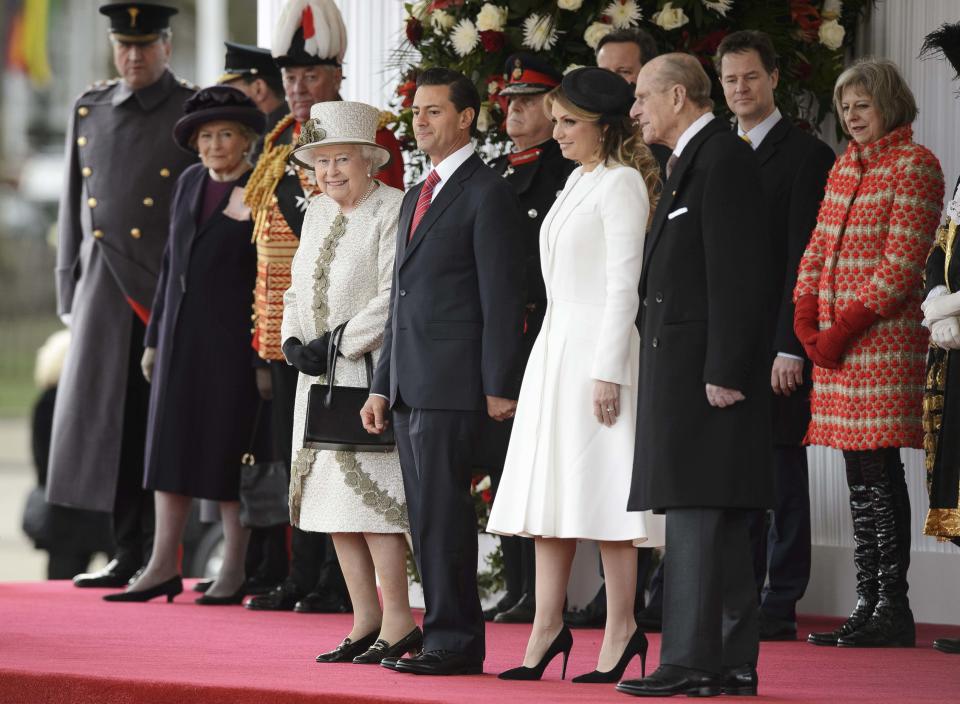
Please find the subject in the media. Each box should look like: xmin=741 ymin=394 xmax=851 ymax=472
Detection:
xmin=362 ymin=68 xmax=526 ymax=676
xmin=618 ymin=54 xmax=775 ymax=698
xmin=718 ymin=30 xmax=835 ymax=643
xmin=481 ymin=53 xmax=574 ymax=626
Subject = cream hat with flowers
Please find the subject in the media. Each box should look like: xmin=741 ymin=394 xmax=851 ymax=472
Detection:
xmin=289 ymin=101 xmax=391 ymax=171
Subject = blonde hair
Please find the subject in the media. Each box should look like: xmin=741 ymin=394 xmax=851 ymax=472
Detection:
xmin=34 ymin=329 xmax=71 ymax=390
xmin=833 ymin=58 xmax=917 ymax=135
xmin=544 ymin=88 xmax=660 ymax=219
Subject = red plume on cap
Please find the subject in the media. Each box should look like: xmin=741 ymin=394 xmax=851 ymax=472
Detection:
xmin=302 ymin=6 xmax=315 ymax=40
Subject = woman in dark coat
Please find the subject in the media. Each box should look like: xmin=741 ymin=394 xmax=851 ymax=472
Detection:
xmin=104 ymin=86 xmax=265 ymax=604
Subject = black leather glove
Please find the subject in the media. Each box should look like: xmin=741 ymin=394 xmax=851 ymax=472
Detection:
xmin=282 ymin=337 xmax=327 ymax=377
xmin=306 ymin=331 xmax=331 ymax=369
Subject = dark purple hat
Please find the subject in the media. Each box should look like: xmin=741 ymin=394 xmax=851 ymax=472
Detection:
xmin=173 ymin=85 xmax=266 ymax=153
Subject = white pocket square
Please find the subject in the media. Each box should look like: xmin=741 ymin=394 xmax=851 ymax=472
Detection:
xmin=667 ymin=207 xmax=688 ymax=220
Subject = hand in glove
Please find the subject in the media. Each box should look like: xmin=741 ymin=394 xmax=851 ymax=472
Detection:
xmin=922 ymin=288 xmax=960 ymax=325
xmin=931 ymin=317 xmax=960 ymax=350
xmin=282 ymin=337 xmax=327 ymax=377
xmin=814 ymin=299 xmax=879 ymax=369
xmin=141 ymin=347 xmax=156 ymax=383
xmin=306 ymin=331 xmax=332 ymax=369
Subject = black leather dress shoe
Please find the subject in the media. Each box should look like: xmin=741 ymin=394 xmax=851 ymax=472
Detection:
xmin=245 ymin=581 xmax=303 ymax=611
xmin=721 ymin=664 xmax=758 ymax=696
xmin=483 ymin=594 xmax=517 ymax=622
xmin=758 ymin=615 xmax=797 ymax=641
xmin=73 ymin=559 xmax=140 ymax=589
xmin=244 ymin=575 xmax=281 ymax=596
xmin=393 ymin=650 xmax=483 ymax=676
xmin=195 ymin=586 xmax=246 ymax=606
xmin=933 ymin=637 xmax=960 ymax=654
xmin=617 ymin=665 xmax=721 ymax=697
xmin=294 ymin=590 xmax=351 ymax=614
xmin=494 ymin=593 xmax=535 ymax=624
xmin=634 ymin=604 xmax=662 ymax=633
xmin=380 ymin=657 xmax=401 ymax=671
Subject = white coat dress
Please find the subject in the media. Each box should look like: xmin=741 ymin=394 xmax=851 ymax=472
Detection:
xmin=487 ymin=162 xmax=664 ymax=546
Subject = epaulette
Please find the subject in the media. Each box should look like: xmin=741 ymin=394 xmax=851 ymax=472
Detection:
xmin=82 ymin=77 xmax=119 ymax=94
xmin=177 ymin=77 xmax=200 ymax=91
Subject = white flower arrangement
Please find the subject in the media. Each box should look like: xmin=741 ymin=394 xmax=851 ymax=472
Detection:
xmin=450 ymin=18 xmax=480 ymax=56
xmin=409 ymin=0 xmax=430 ymax=21
xmin=653 ymin=2 xmax=689 ymax=31
xmin=818 ymin=19 xmax=845 ymax=50
xmin=522 ymin=13 xmax=559 ymax=51
xmin=584 ymin=21 xmax=614 ymax=50
xmin=430 ymin=9 xmax=455 ymax=32
xmin=822 ymin=0 xmax=843 ymax=19
xmin=604 ymin=0 xmax=643 ymax=29
xmin=476 ymin=3 xmax=508 ymax=33
xmin=702 ymin=0 xmax=733 ymax=17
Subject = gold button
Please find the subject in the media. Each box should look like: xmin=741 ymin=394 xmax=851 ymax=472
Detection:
xmin=130 ymin=228 xmax=142 ymax=239
xmin=78 ymin=107 xmax=89 ymax=117
xmin=143 ymin=197 xmax=154 ymax=207
xmin=159 ymin=168 xmax=170 ymax=178
xmin=77 ymin=136 xmax=87 ymax=146
xmin=92 ymin=229 xmax=104 ymax=239
xmin=87 ymin=197 xmax=97 ymax=208
xmin=81 ymin=167 xmax=92 ymax=177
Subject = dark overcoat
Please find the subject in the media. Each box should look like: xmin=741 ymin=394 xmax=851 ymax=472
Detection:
xmin=757 ymin=118 xmax=835 ymax=445
xmin=627 ymin=118 xmax=775 ymax=511
xmin=142 ymin=164 xmax=259 ymax=501
xmin=47 ymin=70 xmax=197 ymax=511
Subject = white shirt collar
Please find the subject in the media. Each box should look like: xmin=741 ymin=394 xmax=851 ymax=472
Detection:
xmin=673 ymin=112 xmax=715 ymax=159
xmin=428 ymin=141 xmax=475 ymax=199
xmin=737 ymin=107 xmax=782 ymax=150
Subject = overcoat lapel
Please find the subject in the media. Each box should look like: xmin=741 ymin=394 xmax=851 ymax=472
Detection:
xmin=754 ymin=117 xmax=790 ymax=167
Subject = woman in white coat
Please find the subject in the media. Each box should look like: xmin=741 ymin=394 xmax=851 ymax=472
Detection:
xmin=488 ymin=68 xmax=663 ymax=684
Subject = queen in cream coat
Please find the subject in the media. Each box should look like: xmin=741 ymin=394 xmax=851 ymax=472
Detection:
xmin=487 ymin=161 xmax=663 ymax=547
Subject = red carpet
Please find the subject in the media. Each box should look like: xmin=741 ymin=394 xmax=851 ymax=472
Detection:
xmin=0 ymin=581 xmax=957 ymax=703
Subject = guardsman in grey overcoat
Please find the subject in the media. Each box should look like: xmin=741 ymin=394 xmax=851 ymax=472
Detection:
xmin=47 ymin=2 xmax=197 ymax=588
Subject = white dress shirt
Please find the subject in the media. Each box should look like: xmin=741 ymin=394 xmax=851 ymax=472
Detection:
xmin=426 ymin=140 xmax=475 ymax=201
xmin=737 ymin=107 xmax=782 ymax=149
xmin=672 ymin=112 xmax=716 ymax=159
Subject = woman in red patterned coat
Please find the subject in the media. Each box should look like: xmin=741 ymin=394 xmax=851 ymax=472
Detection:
xmin=793 ymin=59 xmax=944 ymax=649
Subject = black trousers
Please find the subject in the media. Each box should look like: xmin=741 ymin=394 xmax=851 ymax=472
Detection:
xmin=394 ymin=404 xmax=485 ymax=659
xmin=747 ymin=445 xmax=811 ymax=622
xmin=114 ymin=313 xmax=154 ymax=567
xmin=661 ymin=508 xmax=758 ymax=674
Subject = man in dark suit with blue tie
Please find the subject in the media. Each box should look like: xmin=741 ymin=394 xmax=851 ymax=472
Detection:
xmin=361 ymin=68 xmax=527 ymax=676
xmin=717 ymin=31 xmax=835 ymax=643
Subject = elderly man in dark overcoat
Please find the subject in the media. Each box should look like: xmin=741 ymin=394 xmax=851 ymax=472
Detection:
xmin=47 ymin=2 xmax=197 ymax=589
xmin=618 ymin=54 xmax=775 ymax=698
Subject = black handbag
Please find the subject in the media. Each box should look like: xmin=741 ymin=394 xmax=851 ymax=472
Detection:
xmin=239 ymin=402 xmax=290 ymax=528
xmin=303 ymin=321 xmax=395 ymax=452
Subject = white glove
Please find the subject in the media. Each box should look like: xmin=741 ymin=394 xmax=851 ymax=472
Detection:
xmin=59 ymin=313 xmax=72 ymax=327
xmin=931 ymin=317 xmax=960 ymax=350
xmin=922 ymin=288 xmax=960 ymax=325
xmin=141 ymin=346 xmax=156 ymax=383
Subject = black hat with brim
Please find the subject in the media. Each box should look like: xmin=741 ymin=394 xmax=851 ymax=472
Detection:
xmin=99 ymin=2 xmax=177 ymax=42
xmin=220 ymin=41 xmax=281 ymax=84
xmin=173 ymin=85 xmax=266 ymax=153
xmin=561 ymin=67 xmax=634 ymax=118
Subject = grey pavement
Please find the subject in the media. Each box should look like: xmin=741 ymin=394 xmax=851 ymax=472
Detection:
xmin=0 ymin=417 xmax=50 ymax=580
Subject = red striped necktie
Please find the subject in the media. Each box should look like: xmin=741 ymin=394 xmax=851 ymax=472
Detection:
xmin=409 ymin=170 xmax=441 ymax=241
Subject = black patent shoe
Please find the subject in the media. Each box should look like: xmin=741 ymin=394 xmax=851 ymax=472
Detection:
xmin=483 ymin=594 xmax=518 ymax=622
xmin=245 ymin=581 xmax=303 ymax=611
xmin=721 ymin=664 xmax=758 ymax=696
xmin=617 ymin=665 xmax=721 ymax=698
xmin=195 ymin=586 xmax=246 ymax=606
xmin=380 ymin=657 xmax=401 ymax=671
xmin=393 ymin=650 xmax=483 ymax=675
xmin=103 ymin=575 xmax=183 ymax=603
xmin=316 ymin=631 xmax=379 ymax=663
xmin=808 ymin=597 xmax=876 ymax=646
xmin=295 ymin=590 xmax=352 ymax=614
xmin=572 ymin=627 xmax=647 ymax=683
xmin=837 ymin=603 xmax=915 ymax=647
xmin=494 ymin=593 xmax=535 ymax=624
xmin=933 ymin=637 xmax=960 ymax=654
xmin=73 ymin=558 xmax=140 ymax=589
xmin=353 ymin=627 xmax=424 ymax=664
xmin=499 ymin=625 xmax=572 ymax=681
xmin=193 ymin=579 xmax=214 ymax=593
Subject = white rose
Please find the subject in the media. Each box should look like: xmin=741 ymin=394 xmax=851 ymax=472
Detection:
xmin=476 ymin=3 xmax=507 ymax=32
xmin=653 ymin=2 xmax=689 ymax=31
xmin=475 ymin=474 xmax=492 ymax=491
xmin=822 ymin=0 xmax=843 ymax=19
xmin=409 ymin=0 xmax=430 ymax=21
xmin=584 ymin=21 xmax=613 ymax=50
xmin=818 ymin=19 xmax=845 ymax=50
xmin=477 ymin=105 xmax=493 ymax=133
xmin=564 ymin=63 xmax=584 ymax=75
xmin=430 ymin=10 xmax=455 ymax=32
xmin=558 ymin=0 xmax=584 ymax=10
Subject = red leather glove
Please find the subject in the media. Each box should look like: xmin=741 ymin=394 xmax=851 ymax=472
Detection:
xmin=815 ymin=300 xmax=879 ymax=368
xmin=793 ymin=295 xmax=820 ymax=345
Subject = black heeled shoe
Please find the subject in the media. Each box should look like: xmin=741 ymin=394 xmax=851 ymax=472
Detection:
xmin=498 ymin=625 xmax=573 ymax=681
xmin=195 ymin=586 xmax=246 ymax=606
xmin=316 ymin=631 xmax=379 ymax=663
xmin=353 ymin=627 xmax=424 ymax=664
xmin=571 ymin=627 xmax=647 ymax=683
xmin=102 ymin=575 xmax=183 ymax=603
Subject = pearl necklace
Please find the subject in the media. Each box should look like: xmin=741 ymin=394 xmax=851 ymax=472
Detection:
xmin=339 ymin=180 xmax=378 ymax=219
